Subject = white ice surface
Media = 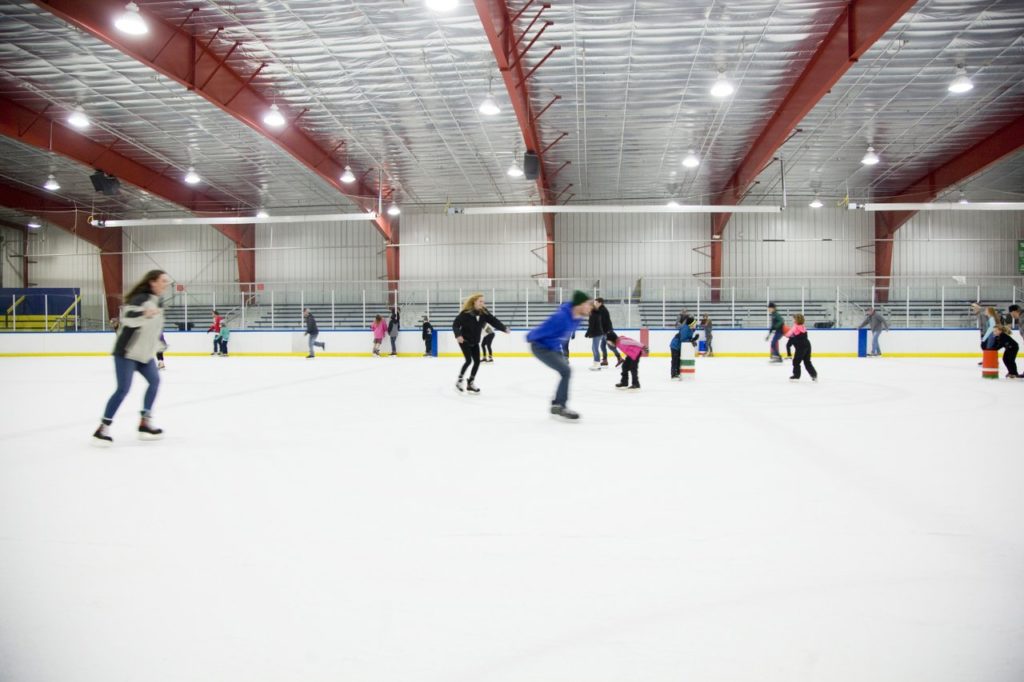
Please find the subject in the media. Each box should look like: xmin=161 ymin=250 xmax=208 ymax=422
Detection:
xmin=1 ymin=355 xmax=1022 ymax=682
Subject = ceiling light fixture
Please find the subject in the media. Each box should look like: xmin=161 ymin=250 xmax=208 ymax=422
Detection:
xmin=507 ymin=160 xmax=524 ymax=178
xmin=957 ymin=190 xmax=969 ymax=205
xmin=114 ymin=1 xmax=148 ymax=36
xmin=861 ymin=146 xmax=880 ymax=166
xmin=682 ymin=151 xmax=700 ymax=169
xmin=263 ymin=103 xmax=285 ymax=128
xmin=947 ymin=65 xmax=973 ymax=94
xmin=183 ymin=167 xmax=200 ymax=185
xmin=27 ymin=217 xmax=42 ymax=229
xmin=479 ymin=75 xmax=500 ymax=116
xmin=387 ymin=202 xmax=401 ymax=217
xmin=256 ymin=209 xmax=269 ymax=218
xmin=809 ymin=197 xmax=823 ymax=208
xmin=340 ymin=165 xmax=356 ymax=183
xmin=710 ymin=70 xmax=735 ymax=98
xmin=43 ymin=174 xmax=60 ymax=191
xmin=666 ymin=199 xmax=681 ymax=208
xmin=425 ymin=0 xmax=459 ymax=11
xmin=68 ymin=106 xmax=89 ymax=129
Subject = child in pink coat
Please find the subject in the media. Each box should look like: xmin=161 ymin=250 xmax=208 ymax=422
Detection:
xmin=605 ymin=331 xmax=646 ymax=390
xmin=370 ymin=314 xmax=388 ymax=356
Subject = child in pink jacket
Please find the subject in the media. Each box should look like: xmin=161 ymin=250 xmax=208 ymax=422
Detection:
xmin=370 ymin=314 xmax=388 ymax=356
xmin=605 ymin=331 xmax=646 ymax=390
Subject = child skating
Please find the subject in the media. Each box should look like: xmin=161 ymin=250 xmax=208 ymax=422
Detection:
xmin=605 ymin=331 xmax=645 ymax=390
xmin=993 ymin=326 xmax=1021 ymax=378
xmin=421 ymin=315 xmax=434 ymax=356
xmin=670 ymin=315 xmax=697 ymax=380
xmin=766 ymin=302 xmax=784 ymax=362
xmin=784 ymin=314 xmax=817 ymax=382
xmin=370 ymin=314 xmax=387 ymax=356
xmin=481 ymin=324 xmax=496 ymax=362
xmin=700 ymin=313 xmax=714 ymax=357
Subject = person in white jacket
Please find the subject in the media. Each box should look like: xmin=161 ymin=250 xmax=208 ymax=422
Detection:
xmin=93 ymin=270 xmax=171 ymax=445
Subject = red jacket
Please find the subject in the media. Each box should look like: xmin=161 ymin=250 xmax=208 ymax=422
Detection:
xmin=207 ymin=315 xmax=223 ymax=333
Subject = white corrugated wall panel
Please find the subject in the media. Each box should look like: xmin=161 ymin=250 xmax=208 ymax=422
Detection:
xmin=399 ymin=212 xmax=547 ymax=282
xmin=1 ymin=226 xmax=24 ymax=289
xmin=22 ymin=225 xmax=104 ymax=319
xmin=256 ymin=221 xmax=385 ymax=303
xmin=123 ymin=225 xmax=238 ymax=307
xmin=891 ymin=211 xmax=1024 ymax=301
xmin=555 ymin=212 xmax=707 ymax=298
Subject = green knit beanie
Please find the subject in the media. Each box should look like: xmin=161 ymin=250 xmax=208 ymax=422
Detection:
xmin=571 ymin=290 xmax=591 ymax=306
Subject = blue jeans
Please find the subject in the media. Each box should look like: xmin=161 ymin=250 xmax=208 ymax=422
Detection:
xmin=308 ymin=333 xmax=325 ymax=356
xmin=531 ymin=343 xmax=571 ymax=407
xmin=591 ymin=335 xmax=605 ymax=361
xmin=104 ymin=355 xmax=160 ymax=420
xmin=770 ymin=330 xmax=783 ymax=358
xmin=871 ymin=330 xmax=882 ymax=355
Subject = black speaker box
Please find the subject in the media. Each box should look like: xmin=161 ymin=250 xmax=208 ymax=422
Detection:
xmin=90 ymin=171 xmax=121 ymax=196
xmin=523 ymin=151 xmax=539 ymax=180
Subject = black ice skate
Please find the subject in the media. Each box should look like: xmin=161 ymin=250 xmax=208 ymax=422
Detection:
xmin=92 ymin=422 xmax=113 ymax=447
xmin=466 ymin=379 xmax=480 ymax=394
xmin=456 ymin=377 xmax=465 ymax=392
xmin=550 ymin=405 xmax=580 ymax=420
xmin=138 ymin=416 xmax=163 ymax=440
xmin=615 ymin=382 xmax=628 ymax=389
xmin=627 ymin=384 xmax=640 ymax=390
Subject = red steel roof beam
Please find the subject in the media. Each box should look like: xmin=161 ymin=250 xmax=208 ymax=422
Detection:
xmin=474 ymin=0 xmax=561 ymax=280
xmin=872 ymin=113 xmax=1024 ymax=302
xmin=705 ymin=0 xmax=916 ymax=301
xmin=32 ymin=0 xmax=392 ymax=243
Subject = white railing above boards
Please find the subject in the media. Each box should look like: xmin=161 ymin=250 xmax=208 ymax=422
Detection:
xmin=23 ymin=276 xmax=1019 ymax=332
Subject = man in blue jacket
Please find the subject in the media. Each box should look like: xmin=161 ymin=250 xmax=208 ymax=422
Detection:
xmin=527 ymin=290 xmax=593 ymax=420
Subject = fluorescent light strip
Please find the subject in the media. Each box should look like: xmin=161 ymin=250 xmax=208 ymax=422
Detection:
xmin=91 ymin=212 xmax=380 ymax=227
xmin=459 ymin=205 xmax=782 ymax=215
xmin=859 ymin=202 xmax=1024 ymax=211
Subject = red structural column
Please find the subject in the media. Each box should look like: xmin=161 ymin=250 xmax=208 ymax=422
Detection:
xmin=872 ymin=113 xmax=1024 ymax=302
xmin=0 ymin=183 xmax=123 ymax=314
xmin=707 ymin=0 xmax=916 ymax=297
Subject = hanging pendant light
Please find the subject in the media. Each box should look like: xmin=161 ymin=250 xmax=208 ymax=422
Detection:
xmin=861 ymin=146 xmax=880 ymax=166
xmin=809 ymin=197 xmax=823 ymax=208
xmin=425 ymin=0 xmax=459 ymax=12
xmin=947 ymin=65 xmax=973 ymax=94
xmin=114 ymin=1 xmax=148 ymax=35
xmin=68 ymin=106 xmax=90 ymax=129
xmin=43 ymin=174 xmax=61 ymax=191
xmin=387 ymin=202 xmax=401 ymax=216
xmin=682 ymin=151 xmax=700 ymax=169
xmin=340 ymin=165 xmax=356 ymax=183
xmin=710 ymin=70 xmax=734 ymax=98
xmin=184 ymin=167 xmax=201 ymax=184
xmin=263 ymin=103 xmax=285 ymax=128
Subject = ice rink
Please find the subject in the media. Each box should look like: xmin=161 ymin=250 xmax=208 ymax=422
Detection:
xmin=1 ymin=354 xmax=1022 ymax=682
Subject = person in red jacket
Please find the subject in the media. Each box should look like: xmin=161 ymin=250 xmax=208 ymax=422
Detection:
xmin=605 ymin=331 xmax=646 ymax=390
xmin=207 ymin=309 xmax=223 ymax=356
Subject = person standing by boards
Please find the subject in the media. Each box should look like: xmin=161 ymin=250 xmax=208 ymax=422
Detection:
xmin=92 ymin=270 xmax=171 ymax=446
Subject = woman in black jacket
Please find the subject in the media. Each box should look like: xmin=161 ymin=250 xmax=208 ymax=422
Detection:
xmin=993 ymin=326 xmax=1021 ymax=378
xmin=452 ymin=293 xmax=508 ymax=393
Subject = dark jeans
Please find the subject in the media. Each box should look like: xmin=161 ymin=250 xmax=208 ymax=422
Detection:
xmin=531 ymin=343 xmax=571 ymax=407
xmin=792 ymin=349 xmax=817 ymax=379
xmin=459 ymin=343 xmax=481 ymax=379
xmin=104 ymin=355 xmax=160 ymax=420
xmin=620 ymin=355 xmax=640 ymax=387
xmin=770 ymin=330 xmax=783 ymax=358
xmin=423 ymin=336 xmax=432 ymax=354
xmin=390 ymin=336 xmax=397 ymax=354
xmin=1003 ymin=347 xmax=1019 ymax=376
xmin=217 ymin=338 xmax=229 ymax=355
xmin=670 ymin=347 xmax=681 ymax=377
xmin=482 ymin=334 xmax=495 ymax=358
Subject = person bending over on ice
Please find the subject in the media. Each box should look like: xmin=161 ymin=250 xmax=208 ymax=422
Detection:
xmin=784 ymin=313 xmax=817 ymax=382
xmin=670 ymin=315 xmax=697 ymax=380
xmin=605 ymin=331 xmax=646 ymax=390
xmin=92 ymin=269 xmax=171 ymax=445
xmin=452 ymin=293 xmax=508 ymax=393
xmin=993 ymin=326 xmax=1021 ymax=378
xmin=526 ymin=290 xmax=593 ymax=420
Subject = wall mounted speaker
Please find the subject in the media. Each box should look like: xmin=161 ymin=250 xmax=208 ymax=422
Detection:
xmin=90 ymin=170 xmax=121 ymax=196
xmin=523 ymin=151 xmax=539 ymax=180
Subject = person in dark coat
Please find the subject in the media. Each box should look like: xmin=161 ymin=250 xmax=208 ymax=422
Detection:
xmin=597 ymin=298 xmax=623 ymax=366
xmin=452 ymin=293 xmax=508 ymax=393
xmin=993 ymin=326 xmax=1020 ymax=378
xmin=421 ymin=315 xmax=434 ymax=356
xmin=303 ymin=308 xmax=326 ymax=358
xmin=387 ymin=309 xmax=400 ymax=356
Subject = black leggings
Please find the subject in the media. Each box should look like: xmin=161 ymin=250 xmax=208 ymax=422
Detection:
xmin=792 ymin=349 xmax=817 ymax=379
xmin=1003 ymin=348 xmax=1019 ymax=376
xmin=482 ymin=334 xmax=495 ymax=357
xmin=620 ymin=356 xmax=640 ymax=386
xmin=459 ymin=343 xmax=481 ymax=379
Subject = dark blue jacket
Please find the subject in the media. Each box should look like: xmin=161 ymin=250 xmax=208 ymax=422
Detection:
xmin=527 ymin=302 xmax=582 ymax=352
xmin=669 ymin=324 xmax=695 ymax=351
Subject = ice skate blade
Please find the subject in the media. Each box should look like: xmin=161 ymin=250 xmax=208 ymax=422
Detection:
xmin=91 ymin=438 xmax=112 ymax=448
xmin=138 ymin=432 xmax=164 ymax=441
